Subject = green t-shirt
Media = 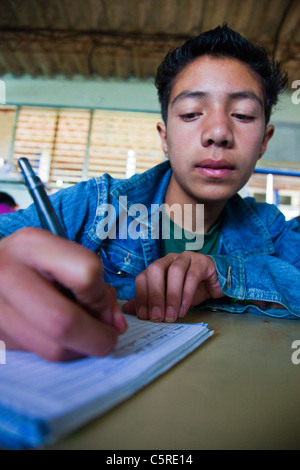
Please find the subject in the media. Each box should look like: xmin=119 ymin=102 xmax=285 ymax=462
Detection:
xmin=162 ymin=212 xmax=222 ymax=256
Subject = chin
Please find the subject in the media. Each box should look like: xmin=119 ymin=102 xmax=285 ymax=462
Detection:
xmin=193 ymin=187 xmax=237 ymax=203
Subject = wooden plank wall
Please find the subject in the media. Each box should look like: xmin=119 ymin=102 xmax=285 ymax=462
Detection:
xmin=8 ymin=106 xmax=164 ymax=187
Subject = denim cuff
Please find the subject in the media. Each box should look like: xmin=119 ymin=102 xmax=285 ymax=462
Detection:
xmin=208 ymin=253 xmax=300 ymax=319
xmin=208 ymin=254 xmax=246 ymax=300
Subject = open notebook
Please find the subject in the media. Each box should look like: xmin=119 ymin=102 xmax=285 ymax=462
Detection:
xmin=0 ymin=314 xmax=213 ymax=449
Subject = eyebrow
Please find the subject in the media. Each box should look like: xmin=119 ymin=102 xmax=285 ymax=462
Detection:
xmin=170 ymin=90 xmax=264 ymax=110
xmin=229 ymin=91 xmax=264 ymax=110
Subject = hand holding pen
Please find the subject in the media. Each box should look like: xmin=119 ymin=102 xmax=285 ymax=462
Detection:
xmin=0 ymin=159 xmax=126 ymax=362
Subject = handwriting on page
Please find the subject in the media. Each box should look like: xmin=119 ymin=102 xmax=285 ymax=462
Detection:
xmin=113 ymin=322 xmax=186 ymax=357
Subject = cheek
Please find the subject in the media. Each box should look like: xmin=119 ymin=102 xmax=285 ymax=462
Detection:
xmin=236 ymin=129 xmax=265 ymax=159
xmin=166 ymin=128 xmax=195 ymax=156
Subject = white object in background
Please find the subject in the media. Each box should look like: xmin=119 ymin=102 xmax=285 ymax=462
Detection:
xmin=38 ymin=151 xmax=51 ymax=183
xmin=0 ymin=80 xmax=5 ymax=104
xmin=266 ymin=173 xmax=274 ymax=204
xmin=0 ymin=160 xmax=15 ymax=178
xmin=126 ymin=149 xmax=136 ymax=178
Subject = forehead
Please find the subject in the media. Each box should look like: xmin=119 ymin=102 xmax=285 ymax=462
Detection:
xmin=169 ymin=55 xmax=265 ymax=105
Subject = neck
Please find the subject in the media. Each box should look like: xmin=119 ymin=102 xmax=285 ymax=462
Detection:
xmin=164 ymin=177 xmax=226 ymax=233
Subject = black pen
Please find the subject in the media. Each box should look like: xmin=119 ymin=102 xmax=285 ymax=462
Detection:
xmin=18 ymin=157 xmax=66 ymax=238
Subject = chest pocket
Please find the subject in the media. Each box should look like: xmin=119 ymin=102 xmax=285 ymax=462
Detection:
xmin=99 ymin=242 xmax=146 ymax=300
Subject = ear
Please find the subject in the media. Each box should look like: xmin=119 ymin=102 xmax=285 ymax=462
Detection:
xmin=258 ymin=124 xmax=274 ymax=161
xmin=156 ymin=122 xmax=169 ymax=158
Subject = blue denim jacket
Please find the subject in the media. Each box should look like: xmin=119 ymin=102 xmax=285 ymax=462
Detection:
xmin=0 ymin=160 xmax=299 ymax=319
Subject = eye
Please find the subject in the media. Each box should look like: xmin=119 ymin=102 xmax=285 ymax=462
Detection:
xmin=232 ymin=113 xmax=255 ymax=122
xmin=180 ymin=113 xmax=201 ymax=121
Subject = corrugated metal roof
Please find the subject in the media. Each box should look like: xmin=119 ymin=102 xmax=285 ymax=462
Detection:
xmin=0 ymin=0 xmax=299 ymax=83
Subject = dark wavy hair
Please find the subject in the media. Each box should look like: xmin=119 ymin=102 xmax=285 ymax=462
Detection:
xmin=155 ymin=24 xmax=288 ymax=125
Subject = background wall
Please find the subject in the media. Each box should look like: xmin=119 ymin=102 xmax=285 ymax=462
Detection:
xmin=1 ymin=75 xmax=299 ymax=216
xmin=4 ymin=74 xmax=300 ymax=166
xmin=4 ymin=75 xmax=160 ymax=113
xmin=3 ymin=74 xmax=299 ymax=120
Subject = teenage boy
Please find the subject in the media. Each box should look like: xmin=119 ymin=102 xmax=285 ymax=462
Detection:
xmin=0 ymin=25 xmax=299 ymax=362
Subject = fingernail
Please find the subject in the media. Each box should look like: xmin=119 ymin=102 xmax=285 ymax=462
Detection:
xmin=165 ymin=306 xmax=174 ymax=322
xmin=151 ymin=306 xmax=161 ymax=321
xmin=138 ymin=306 xmax=147 ymax=319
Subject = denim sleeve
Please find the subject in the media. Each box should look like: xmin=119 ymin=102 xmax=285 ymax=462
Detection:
xmin=0 ymin=202 xmax=42 ymax=236
xmin=0 ymin=179 xmax=98 ymax=249
xmin=204 ymin=203 xmax=300 ymax=319
xmin=207 ymin=218 xmax=300 ymax=320
xmin=208 ymin=253 xmax=300 ymax=319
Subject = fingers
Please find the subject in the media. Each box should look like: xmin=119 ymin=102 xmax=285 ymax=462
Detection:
xmin=0 ymin=260 xmax=119 ymax=360
xmin=4 ymin=228 xmax=128 ymax=331
xmin=133 ymin=252 xmax=222 ymax=323
xmin=165 ymin=255 xmax=193 ymax=320
xmin=0 ymin=228 xmax=127 ymax=361
xmin=0 ymin=299 xmax=81 ymax=361
xmin=6 ymin=228 xmax=116 ymax=325
xmin=135 ymin=261 xmax=166 ymax=321
xmin=135 ymin=255 xmax=177 ymax=322
xmin=134 ymin=253 xmax=191 ymax=322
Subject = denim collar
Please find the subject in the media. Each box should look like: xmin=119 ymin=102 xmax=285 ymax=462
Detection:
xmin=111 ymin=160 xmax=172 ymax=210
xmin=110 ymin=160 xmax=172 ymax=266
xmin=221 ymin=194 xmax=275 ymax=255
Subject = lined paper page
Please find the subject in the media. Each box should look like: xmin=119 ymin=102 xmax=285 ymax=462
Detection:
xmin=0 ymin=315 xmax=212 ymax=448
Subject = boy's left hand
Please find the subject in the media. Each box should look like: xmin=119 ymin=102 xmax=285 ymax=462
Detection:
xmin=123 ymin=252 xmax=224 ymax=322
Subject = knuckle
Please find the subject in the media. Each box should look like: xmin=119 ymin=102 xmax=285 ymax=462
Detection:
xmin=186 ymin=270 xmax=199 ymax=281
xmin=77 ymin=252 xmax=102 ymax=286
xmin=168 ymin=261 xmax=184 ymax=276
xmin=147 ymin=262 xmax=162 ymax=276
xmin=135 ymin=271 xmax=146 ymax=285
xmin=185 ymin=271 xmax=199 ymax=288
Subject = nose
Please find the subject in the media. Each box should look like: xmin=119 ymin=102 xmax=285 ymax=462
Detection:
xmin=201 ymin=110 xmax=234 ymax=148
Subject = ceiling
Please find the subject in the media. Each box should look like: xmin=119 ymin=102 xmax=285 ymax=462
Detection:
xmin=0 ymin=0 xmax=299 ymax=84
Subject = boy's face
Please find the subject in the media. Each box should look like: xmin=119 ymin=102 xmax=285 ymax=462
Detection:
xmin=157 ymin=55 xmax=274 ymax=206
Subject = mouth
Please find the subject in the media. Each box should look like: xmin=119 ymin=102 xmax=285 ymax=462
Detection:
xmin=195 ymin=158 xmax=235 ymax=178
